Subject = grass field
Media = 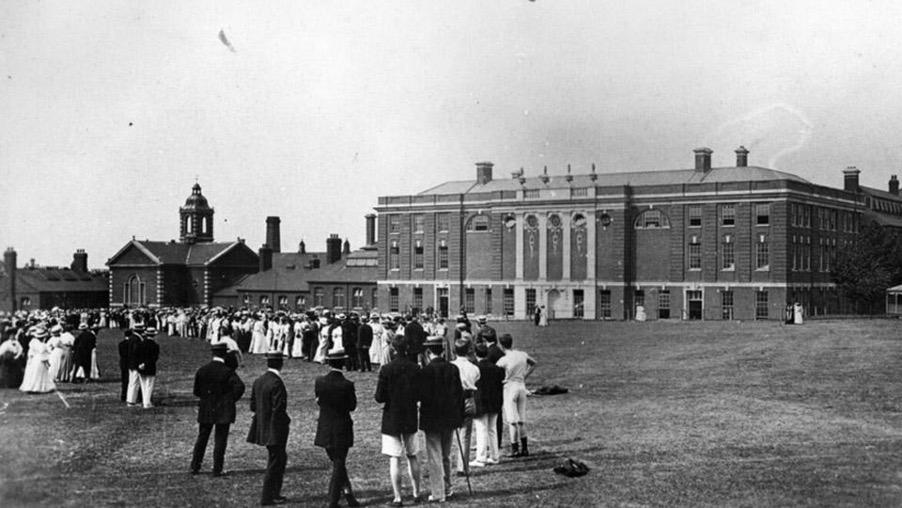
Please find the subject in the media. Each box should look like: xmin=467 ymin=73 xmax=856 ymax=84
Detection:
xmin=2 ymin=319 xmax=902 ymax=507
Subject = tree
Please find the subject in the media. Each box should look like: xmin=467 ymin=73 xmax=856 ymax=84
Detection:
xmin=832 ymin=222 xmax=902 ymax=313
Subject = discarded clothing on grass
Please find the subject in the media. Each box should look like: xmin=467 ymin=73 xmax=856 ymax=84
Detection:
xmin=553 ymin=458 xmax=590 ymax=478
xmin=532 ymin=385 xmax=568 ymax=396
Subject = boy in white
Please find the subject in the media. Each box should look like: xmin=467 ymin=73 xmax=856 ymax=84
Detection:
xmin=495 ymin=334 xmax=536 ymax=457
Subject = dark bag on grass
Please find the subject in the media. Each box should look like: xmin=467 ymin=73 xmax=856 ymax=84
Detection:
xmin=554 ymin=458 xmax=590 ymax=478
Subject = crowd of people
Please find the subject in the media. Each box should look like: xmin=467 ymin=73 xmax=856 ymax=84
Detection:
xmin=0 ymin=305 xmax=538 ymax=507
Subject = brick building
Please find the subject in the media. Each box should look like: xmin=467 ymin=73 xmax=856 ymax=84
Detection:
xmin=374 ymin=147 xmax=878 ymax=321
xmin=1 ymin=248 xmax=109 ymax=312
xmin=106 ymin=183 xmax=258 ymax=307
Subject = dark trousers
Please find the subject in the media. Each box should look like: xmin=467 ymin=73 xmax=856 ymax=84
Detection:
xmin=326 ymin=447 xmax=352 ymax=506
xmin=191 ymin=423 xmax=230 ymax=473
xmin=345 ymin=346 xmax=358 ymax=371
xmin=119 ymin=366 xmax=128 ymax=401
xmin=262 ymin=444 xmax=287 ymax=504
xmin=302 ymin=334 xmax=315 ymax=360
xmin=357 ymin=347 xmax=371 ymax=372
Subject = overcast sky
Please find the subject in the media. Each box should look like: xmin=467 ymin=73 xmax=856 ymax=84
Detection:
xmin=3 ymin=1 xmax=902 ymax=268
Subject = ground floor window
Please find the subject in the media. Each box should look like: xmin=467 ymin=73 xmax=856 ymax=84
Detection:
xmin=314 ymin=287 xmax=324 ymax=307
xmin=573 ymin=289 xmax=584 ymax=318
xmin=756 ymin=290 xmax=768 ymax=319
xmin=351 ymin=288 xmax=364 ymax=308
xmin=485 ymin=288 xmax=492 ymax=315
xmin=260 ymin=295 xmax=270 ymax=306
xmin=464 ymin=288 xmax=475 ymax=314
xmin=503 ymin=288 xmax=514 ymax=316
xmin=389 ymin=288 xmax=399 ymax=312
xmin=722 ymin=290 xmax=734 ymax=320
xmin=658 ymin=290 xmax=670 ymax=319
xmin=413 ymin=287 xmax=423 ymax=311
xmin=599 ymin=290 xmax=611 ymax=319
xmin=296 ymin=295 xmax=306 ymax=309
xmin=333 ymin=288 xmax=345 ymax=309
xmin=278 ymin=295 xmax=288 ymax=308
xmin=526 ymin=289 xmax=537 ymax=316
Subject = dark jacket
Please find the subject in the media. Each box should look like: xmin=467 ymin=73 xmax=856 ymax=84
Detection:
xmin=135 ymin=338 xmax=159 ymax=376
xmin=475 ymin=325 xmax=497 ymax=344
xmin=118 ymin=335 xmax=132 ymax=369
xmin=415 ymin=357 xmax=463 ymax=432
xmin=314 ymin=370 xmax=356 ymax=449
xmin=124 ymin=334 xmax=142 ymax=370
xmin=486 ymin=343 xmax=504 ymax=365
xmin=374 ymin=355 xmax=419 ymax=436
xmin=73 ymin=330 xmax=96 ymax=368
xmin=194 ymin=359 xmax=245 ymax=424
xmin=341 ymin=320 xmax=358 ymax=349
xmin=247 ymin=371 xmax=291 ymax=447
xmin=357 ymin=323 xmax=373 ymax=349
xmin=475 ymin=359 xmax=504 ymax=416
xmin=404 ymin=320 xmax=426 ymax=355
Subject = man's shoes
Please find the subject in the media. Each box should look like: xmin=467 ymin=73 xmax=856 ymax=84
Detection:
xmin=189 ymin=469 xmax=200 ymax=475
xmin=345 ymin=494 xmax=360 ymax=507
xmin=389 ymin=500 xmax=403 ymax=507
xmin=426 ymin=495 xmax=445 ymax=503
xmin=212 ymin=470 xmax=229 ymax=477
xmin=520 ymin=437 xmax=530 ymax=457
xmin=468 ymin=460 xmax=486 ymax=468
xmin=261 ymin=498 xmax=287 ymax=506
xmin=485 ymin=457 xmax=499 ymax=465
xmin=507 ymin=442 xmax=521 ymax=458
xmin=273 ymin=496 xmax=287 ymax=503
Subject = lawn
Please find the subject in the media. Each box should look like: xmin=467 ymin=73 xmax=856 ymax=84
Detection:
xmin=2 ymin=319 xmax=902 ymax=507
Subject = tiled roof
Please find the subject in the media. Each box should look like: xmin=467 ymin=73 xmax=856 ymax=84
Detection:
xmin=306 ymin=254 xmax=378 ymax=284
xmin=229 ymin=251 xmax=325 ymax=293
xmin=418 ymin=166 xmax=811 ymax=196
xmin=13 ymin=268 xmax=108 ymax=293
xmin=110 ymin=240 xmax=253 ymax=266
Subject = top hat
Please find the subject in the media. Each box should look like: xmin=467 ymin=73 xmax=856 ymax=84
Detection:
xmin=211 ymin=342 xmax=228 ymax=353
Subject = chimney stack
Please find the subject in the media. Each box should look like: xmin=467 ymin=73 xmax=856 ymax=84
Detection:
xmin=298 ymin=240 xmax=306 ymax=254
xmin=342 ymin=239 xmax=351 ymax=255
xmin=694 ymin=148 xmax=713 ymax=171
xmin=735 ymin=146 xmax=749 ymax=167
xmin=4 ymin=248 xmax=16 ymax=312
xmin=890 ymin=175 xmax=899 ymax=196
xmin=365 ymin=214 xmax=376 ymax=246
xmin=71 ymin=249 xmax=88 ymax=273
xmin=843 ymin=166 xmax=861 ymax=192
xmin=258 ymin=244 xmax=273 ymax=272
xmin=476 ymin=161 xmax=494 ymax=185
xmin=265 ymin=216 xmax=281 ymax=253
xmin=326 ymin=234 xmax=342 ymax=264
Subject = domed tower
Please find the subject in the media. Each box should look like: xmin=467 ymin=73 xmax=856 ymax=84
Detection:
xmin=180 ymin=182 xmax=215 ymax=244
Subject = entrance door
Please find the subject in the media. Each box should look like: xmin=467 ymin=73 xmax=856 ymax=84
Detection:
xmin=687 ymin=290 xmax=703 ymax=320
xmin=547 ymin=289 xmax=561 ymax=319
xmin=437 ymin=288 xmax=449 ymax=318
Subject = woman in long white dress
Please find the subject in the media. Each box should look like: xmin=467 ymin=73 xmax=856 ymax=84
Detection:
xmin=313 ymin=317 xmax=331 ymax=363
xmin=377 ymin=322 xmax=394 ymax=366
xmin=369 ymin=316 xmax=384 ymax=367
xmin=47 ymin=328 xmax=64 ymax=381
xmin=20 ymin=330 xmax=56 ymax=393
xmin=250 ymin=317 xmax=269 ymax=354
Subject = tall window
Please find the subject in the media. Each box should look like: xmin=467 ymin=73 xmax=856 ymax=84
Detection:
xmin=804 ymin=236 xmax=811 ymax=271
xmin=437 ymin=213 xmax=450 ymax=232
xmin=412 ymin=287 xmax=423 ymax=311
xmin=278 ymin=295 xmax=288 ymax=307
xmin=351 ymin=288 xmax=364 ymax=308
xmin=260 ymin=295 xmax=270 ymax=306
xmin=389 ymin=214 xmax=401 ymax=233
xmin=467 ymin=215 xmax=490 ymax=231
xmin=389 ymin=288 xmax=399 ymax=312
xmin=755 ymin=291 xmax=768 ymax=319
xmin=485 ymin=288 xmax=493 ymax=314
xmin=371 ymin=288 xmax=378 ymax=310
xmin=658 ymin=290 xmax=670 ymax=319
xmin=503 ymin=288 xmax=514 ymax=316
xmin=689 ymin=238 xmax=702 ymax=269
xmin=413 ymin=240 xmax=424 ymax=269
xmin=755 ymin=203 xmax=770 ymax=225
xmin=314 ymin=287 xmax=324 ymax=307
xmin=721 ymin=204 xmax=736 ymax=226
xmin=722 ymin=235 xmax=735 ymax=270
xmin=464 ymin=288 xmax=475 ymax=313
xmin=689 ymin=205 xmax=702 ymax=227
xmin=296 ymin=296 xmax=306 ymax=309
xmin=390 ymin=240 xmax=400 ymax=270
xmin=600 ymin=290 xmax=612 ymax=319
xmin=526 ymin=289 xmax=537 ymax=316
xmin=635 ymin=290 xmax=645 ymax=309
xmin=438 ymin=240 xmax=449 ymax=269
xmin=756 ymin=235 xmax=769 ymax=270
xmin=722 ymin=290 xmax=734 ymax=320
xmin=413 ymin=214 xmax=425 ymax=232
xmin=333 ymin=287 xmax=346 ymax=308
xmin=791 ymin=236 xmax=798 ymax=271
xmin=573 ymin=289 xmax=584 ymax=318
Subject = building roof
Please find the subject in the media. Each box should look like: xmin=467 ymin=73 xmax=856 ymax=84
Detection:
xmin=11 ymin=267 xmax=108 ymax=293
xmin=306 ymin=250 xmax=379 ymax=284
xmin=225 ymin=251 xmax=326 ymax=293
xmin=417 ymin=165 xmax=811 ymax=196
xmin=108 ymin=239 xmax=253 ymax=266
xmin=888 ymin=284 xmax=902 ymax=293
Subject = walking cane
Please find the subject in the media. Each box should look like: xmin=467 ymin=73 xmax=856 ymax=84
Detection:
xmin=454 ymin=428 xmax=473 ymax=495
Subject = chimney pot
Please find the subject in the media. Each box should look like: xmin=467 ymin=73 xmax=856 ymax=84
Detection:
xmin=326 ymin=235 xmax=342 ymax=264
xmin=365 ymin=214 xmax=376 ymax=246
xmin=694 ymin=147 xmax=713 ymax=171
xmin=299 ymin=240 xmax=306 ymax=254
xmin=258 ymin=245 xmax=273 ymax=272
xmin=735 ymin=146 xmax=749 ymax=167
xmin=265 ymin=216 xmax=281 ymax=253
xmin=843 ymin=166 xmax=861 ymax=193
xmin=476 ymin=161 xmax=493 ymax=185
xmin=4 ymin=247 xmax=16 ymax=312
xmin=890 ymin=175 xmax=899 ymax=196
xmin=71 ymin=249 xmax=88 ymax=273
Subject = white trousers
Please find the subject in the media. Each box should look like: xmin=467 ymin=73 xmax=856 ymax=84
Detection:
xmin=127 ymin=370 xmax=156 ymax=408
xmin=473 ymin=412 xmax=499 ymax=463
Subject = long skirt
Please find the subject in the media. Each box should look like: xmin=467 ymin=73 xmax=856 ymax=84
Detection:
xmin=250 ymin=331 xmax=269 ymax=354
xmin=20 ymin=357 xmax=55 ymax=393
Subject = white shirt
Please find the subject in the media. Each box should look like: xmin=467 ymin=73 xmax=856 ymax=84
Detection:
xmin=452 ymin=357 xmax=481 ymax=391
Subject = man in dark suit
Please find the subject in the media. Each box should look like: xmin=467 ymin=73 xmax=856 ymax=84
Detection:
xmin=416 ymin=336 xmax=464 ymax=503
xmin=315 ymin=349 xmax=360 ymax=508
xmin=340 ymin=314 xmax=359 ymax=372
xmin=374 ymin=335 xmax=422 ymax=506
xmin=118 ymin=330 xmax=134 ymax=401
xmin=356 ymin=317 xmax=373 ymax=372
xmin=248 ymin=352 xmax=291 ymax=506
xmin=403 ymin=315 xmax=426 ymax=365
xmin=471 ymin=343 xmax=505 ymax=467
xmin=191 ymin=343 xmax=245 ymax=476
xmin=72 ymin=323 xmax=96 ymax=383
xmin=134 ymin=327 xmax=160 ymax=409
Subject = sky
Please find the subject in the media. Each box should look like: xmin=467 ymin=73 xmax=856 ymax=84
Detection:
xmin=3 ymin=1 xmax=902 ymax=269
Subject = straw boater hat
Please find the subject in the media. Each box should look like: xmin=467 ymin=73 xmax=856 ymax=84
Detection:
xmin=132 ymin=323 xmax=146 ymax=332
xmin=325 ymin=348 xmax=348 ymax=361
xmin=33 ymin=328 xmax=49 ymax=339
xmin=50 ymin=324 xmax=63 ymax=334
xmin=477 ymin=315 xmax=487 ymax=324
xmin=424 ymin=336 xmax=445 ymax=349
xmin=78 ymin=323 xmax=89 ymax=330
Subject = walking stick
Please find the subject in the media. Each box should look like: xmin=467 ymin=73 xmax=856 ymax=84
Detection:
xmin=454 ymin=428 xmax=473 ymax=495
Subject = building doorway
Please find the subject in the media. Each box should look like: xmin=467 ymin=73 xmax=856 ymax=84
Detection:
xmin=686 ymin=289 xmax=703 ymax=320
xmin=437 ymin=288 xmax=449 ymax=318
xmin=547 ymin=289 xmax=561 ymax=319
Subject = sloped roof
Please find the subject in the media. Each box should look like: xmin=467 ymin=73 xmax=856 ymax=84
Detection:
xmin=418 ymin=166 xmax=811 ymax=196
xmin=860 ymin=185 xmax=902 ymax=202
xmin=229 ymin=251 xmax=325 ymax=293
xmin=14 ymin=267 xmax=108 ymax=293
xmin=306 ymin=251 xmax=379 ymax=284
xmin=108 ymin=240 xmax=252 ymax=266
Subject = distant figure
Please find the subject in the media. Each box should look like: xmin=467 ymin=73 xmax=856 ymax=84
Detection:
xmin=247 ymin=352 xmax=290 ymax=506
xmin=533 ymin=306 xmax=541 ymax=326
xmin=538 ymin=305 xmax=548 ymax=327
xmin=793 ymin=302 xmax=804 ymax=325
xmin=119 ymin=329 xmax=136 ymax=401
xmin=19 ymin=328 xmax=55 ymax=394
xmin=784 ymin=304 xmax=794 ymax=325
xmin=497 ymin=333 xmax=537 ymax=458
xmin=635 ymin=305 xmax=647 ymax=322
xmin=0 ymin=335 xmax=25 ymax=388
xmin=72 ymin=323 xmax=97 ymax=383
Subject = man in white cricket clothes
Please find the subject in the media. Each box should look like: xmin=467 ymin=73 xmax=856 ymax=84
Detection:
xmin=496 ymin=333 xmax=537 ymax=457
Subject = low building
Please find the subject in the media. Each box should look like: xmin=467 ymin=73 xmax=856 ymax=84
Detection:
xmin=1 ymin=248 xmax=109 ymax=312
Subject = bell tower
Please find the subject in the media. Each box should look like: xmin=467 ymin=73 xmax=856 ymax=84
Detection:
xmin=179 ymin=182 xmax=215 ymax=244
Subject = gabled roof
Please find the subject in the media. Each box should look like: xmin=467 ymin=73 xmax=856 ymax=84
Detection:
xmin=306 ymin=250 xmax=379 ymax=284
xmin=13 ymin=267 xmax=108 ymax=293
xmin=108 ymin=239 xmax=253 ymax=267
xmin=228 ymin=251 xmax=326 ymax=293
xmin=418 ymin=166 xmax=811 ymax=196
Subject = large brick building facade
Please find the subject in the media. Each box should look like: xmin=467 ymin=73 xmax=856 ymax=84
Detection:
xmin=374 ymin=147 xmax=882 ymax=321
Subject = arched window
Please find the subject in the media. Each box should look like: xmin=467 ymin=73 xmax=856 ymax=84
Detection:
xmin=125 ymin=275 xmax=145 ymax=306
xmin=466 ymin=215 xmax=490 ymax=232
xmin=634 ymin=209 xmax=670 ymax=229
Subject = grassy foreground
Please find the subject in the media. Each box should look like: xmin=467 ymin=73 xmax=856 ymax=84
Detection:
xmin=2 ymin=319 xmax=902 ymax=507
